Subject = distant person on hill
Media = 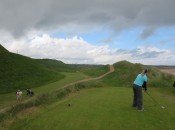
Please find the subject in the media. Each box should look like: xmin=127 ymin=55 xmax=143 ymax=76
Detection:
xmin=132 ymin=69 xmax=148 ymax=111
xmin=26 ymin=89 xmax=34 ymax=96
xmin=16 ymin=89 xmax=23 ymax=101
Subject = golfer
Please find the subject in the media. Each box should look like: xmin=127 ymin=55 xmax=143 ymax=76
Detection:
xmin=132 ymin=69 xmax=148 ymax=111
xmin=16 ymin=89 xmax=23 ymax=101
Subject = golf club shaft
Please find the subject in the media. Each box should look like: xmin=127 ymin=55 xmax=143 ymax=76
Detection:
xmin=146 ymin=92 xmax=161 ymax=106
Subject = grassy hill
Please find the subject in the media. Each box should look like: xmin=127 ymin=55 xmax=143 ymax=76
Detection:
xmin=0 ymin=44 xmax=8 ymax=53
xmin=0 ymin=45 xmax=65 ymax=94
xmin=72 ymin=64 xmax=109 ymax=77
xmin=35 ymin=59 xmax=76 ymax=72
xmin=101 ymin=60 xmax=175 ymax=88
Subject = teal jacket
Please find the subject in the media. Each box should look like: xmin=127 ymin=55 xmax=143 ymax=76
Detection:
xmin=134 ymin=74 xmax=148 ymax=87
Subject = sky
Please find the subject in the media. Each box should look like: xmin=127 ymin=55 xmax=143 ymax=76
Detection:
xmin=0 ymin=0 xmax=175 ymax=65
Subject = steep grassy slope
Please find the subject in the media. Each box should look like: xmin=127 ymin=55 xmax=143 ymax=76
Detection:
xmin=101 ymin=61 xmax=175 ymax=88
xmin=0 ymin=44 xmax=8 ymax=53
xmin=0 ymin=45 xmax=65 ymax=94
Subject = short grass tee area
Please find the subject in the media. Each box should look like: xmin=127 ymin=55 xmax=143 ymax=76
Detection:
xmin=10 ymin=86 xmax=175 ymax=130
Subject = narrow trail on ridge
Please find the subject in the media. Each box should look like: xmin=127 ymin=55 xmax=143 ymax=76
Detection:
xmin=62 ymin=64 xmax=115 ymax=88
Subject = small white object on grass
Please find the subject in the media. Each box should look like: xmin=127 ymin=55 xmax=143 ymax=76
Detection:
xmin=161 ymin=106 xmax=165 ymax=109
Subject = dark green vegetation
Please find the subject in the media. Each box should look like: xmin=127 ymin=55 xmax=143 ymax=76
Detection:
xmin=35 ymin=59 xmax=76 ymax=72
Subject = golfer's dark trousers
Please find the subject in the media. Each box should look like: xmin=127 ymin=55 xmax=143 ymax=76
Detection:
xmin=133 ymin=84 xmax=143 ymax=110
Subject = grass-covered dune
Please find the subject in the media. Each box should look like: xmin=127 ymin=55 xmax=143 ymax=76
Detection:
xmin=101 ymin=60 xmax=175 ymax=88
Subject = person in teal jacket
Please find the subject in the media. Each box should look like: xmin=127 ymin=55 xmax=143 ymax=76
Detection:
xmin=132 ymin=69 xmax=148 ymax=111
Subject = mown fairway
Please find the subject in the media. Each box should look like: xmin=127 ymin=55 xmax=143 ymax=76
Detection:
xmin=10 ymin=86 xmax=175 ymax=130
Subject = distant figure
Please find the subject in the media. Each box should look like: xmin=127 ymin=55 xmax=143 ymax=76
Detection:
xmin=26 ymin=89 xmax=34 ymax=96
xmin=132 ymin=69 xmax=148 ymax=111
xmin=16 ymin=89 xmax=23 ymax=101
xmin=173 ymin=82 xmax=175 ymax=87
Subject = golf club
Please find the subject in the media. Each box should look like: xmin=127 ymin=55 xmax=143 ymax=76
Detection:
xmin=146 ymin=92 xmax=165 ymax=109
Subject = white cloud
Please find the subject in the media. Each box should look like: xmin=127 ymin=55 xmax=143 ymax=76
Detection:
xmin=1 ymin=34 xmax=175 ymax=65
xmin=129 ymin=46 xmax=175 ymax=65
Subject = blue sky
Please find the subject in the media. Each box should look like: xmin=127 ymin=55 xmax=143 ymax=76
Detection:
xmin=50 ymin=27 xmax=175 ymax=51
xmin=0 ymin=0 xmax=175 ymax=65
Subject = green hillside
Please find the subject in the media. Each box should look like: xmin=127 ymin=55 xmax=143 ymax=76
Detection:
xmin=101 ymin=60 xmax=175 ymax=88
xmin=72 ymin=64 xmax=109 ymax=77
xmin=0 ymin=45 xmax=65 ymax=94
xmin=0 ymin=44 xmax=8 ymax=53
xmin=35 ymin=59 xmax=76 ymax=72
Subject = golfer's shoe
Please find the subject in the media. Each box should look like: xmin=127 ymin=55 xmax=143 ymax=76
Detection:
xmin=137 ymin=107 xmax=145 ymax=112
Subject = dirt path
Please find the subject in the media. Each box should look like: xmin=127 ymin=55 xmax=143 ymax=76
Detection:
xmin=62 ymin=65 xmax=115 ymax=88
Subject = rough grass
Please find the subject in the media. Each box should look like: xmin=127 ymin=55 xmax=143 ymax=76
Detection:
xmin=101 ymin=61 xmax=175 ymax=88
xmin=74 ymin=64 xmax=109 ymax=77
xmin=8 ymin=86 xmax=175 ymax=130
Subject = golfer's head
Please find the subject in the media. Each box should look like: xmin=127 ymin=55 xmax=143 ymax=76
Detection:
xmin=143 ymin=69 xmax=148 ymax=74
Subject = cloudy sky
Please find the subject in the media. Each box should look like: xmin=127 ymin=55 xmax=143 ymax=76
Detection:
xmin=0 ymin=0 xmax=175 ymax=65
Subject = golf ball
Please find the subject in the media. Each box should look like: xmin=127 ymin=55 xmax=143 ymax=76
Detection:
xmin=161 ymin=106 xmax=165 ymax=109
